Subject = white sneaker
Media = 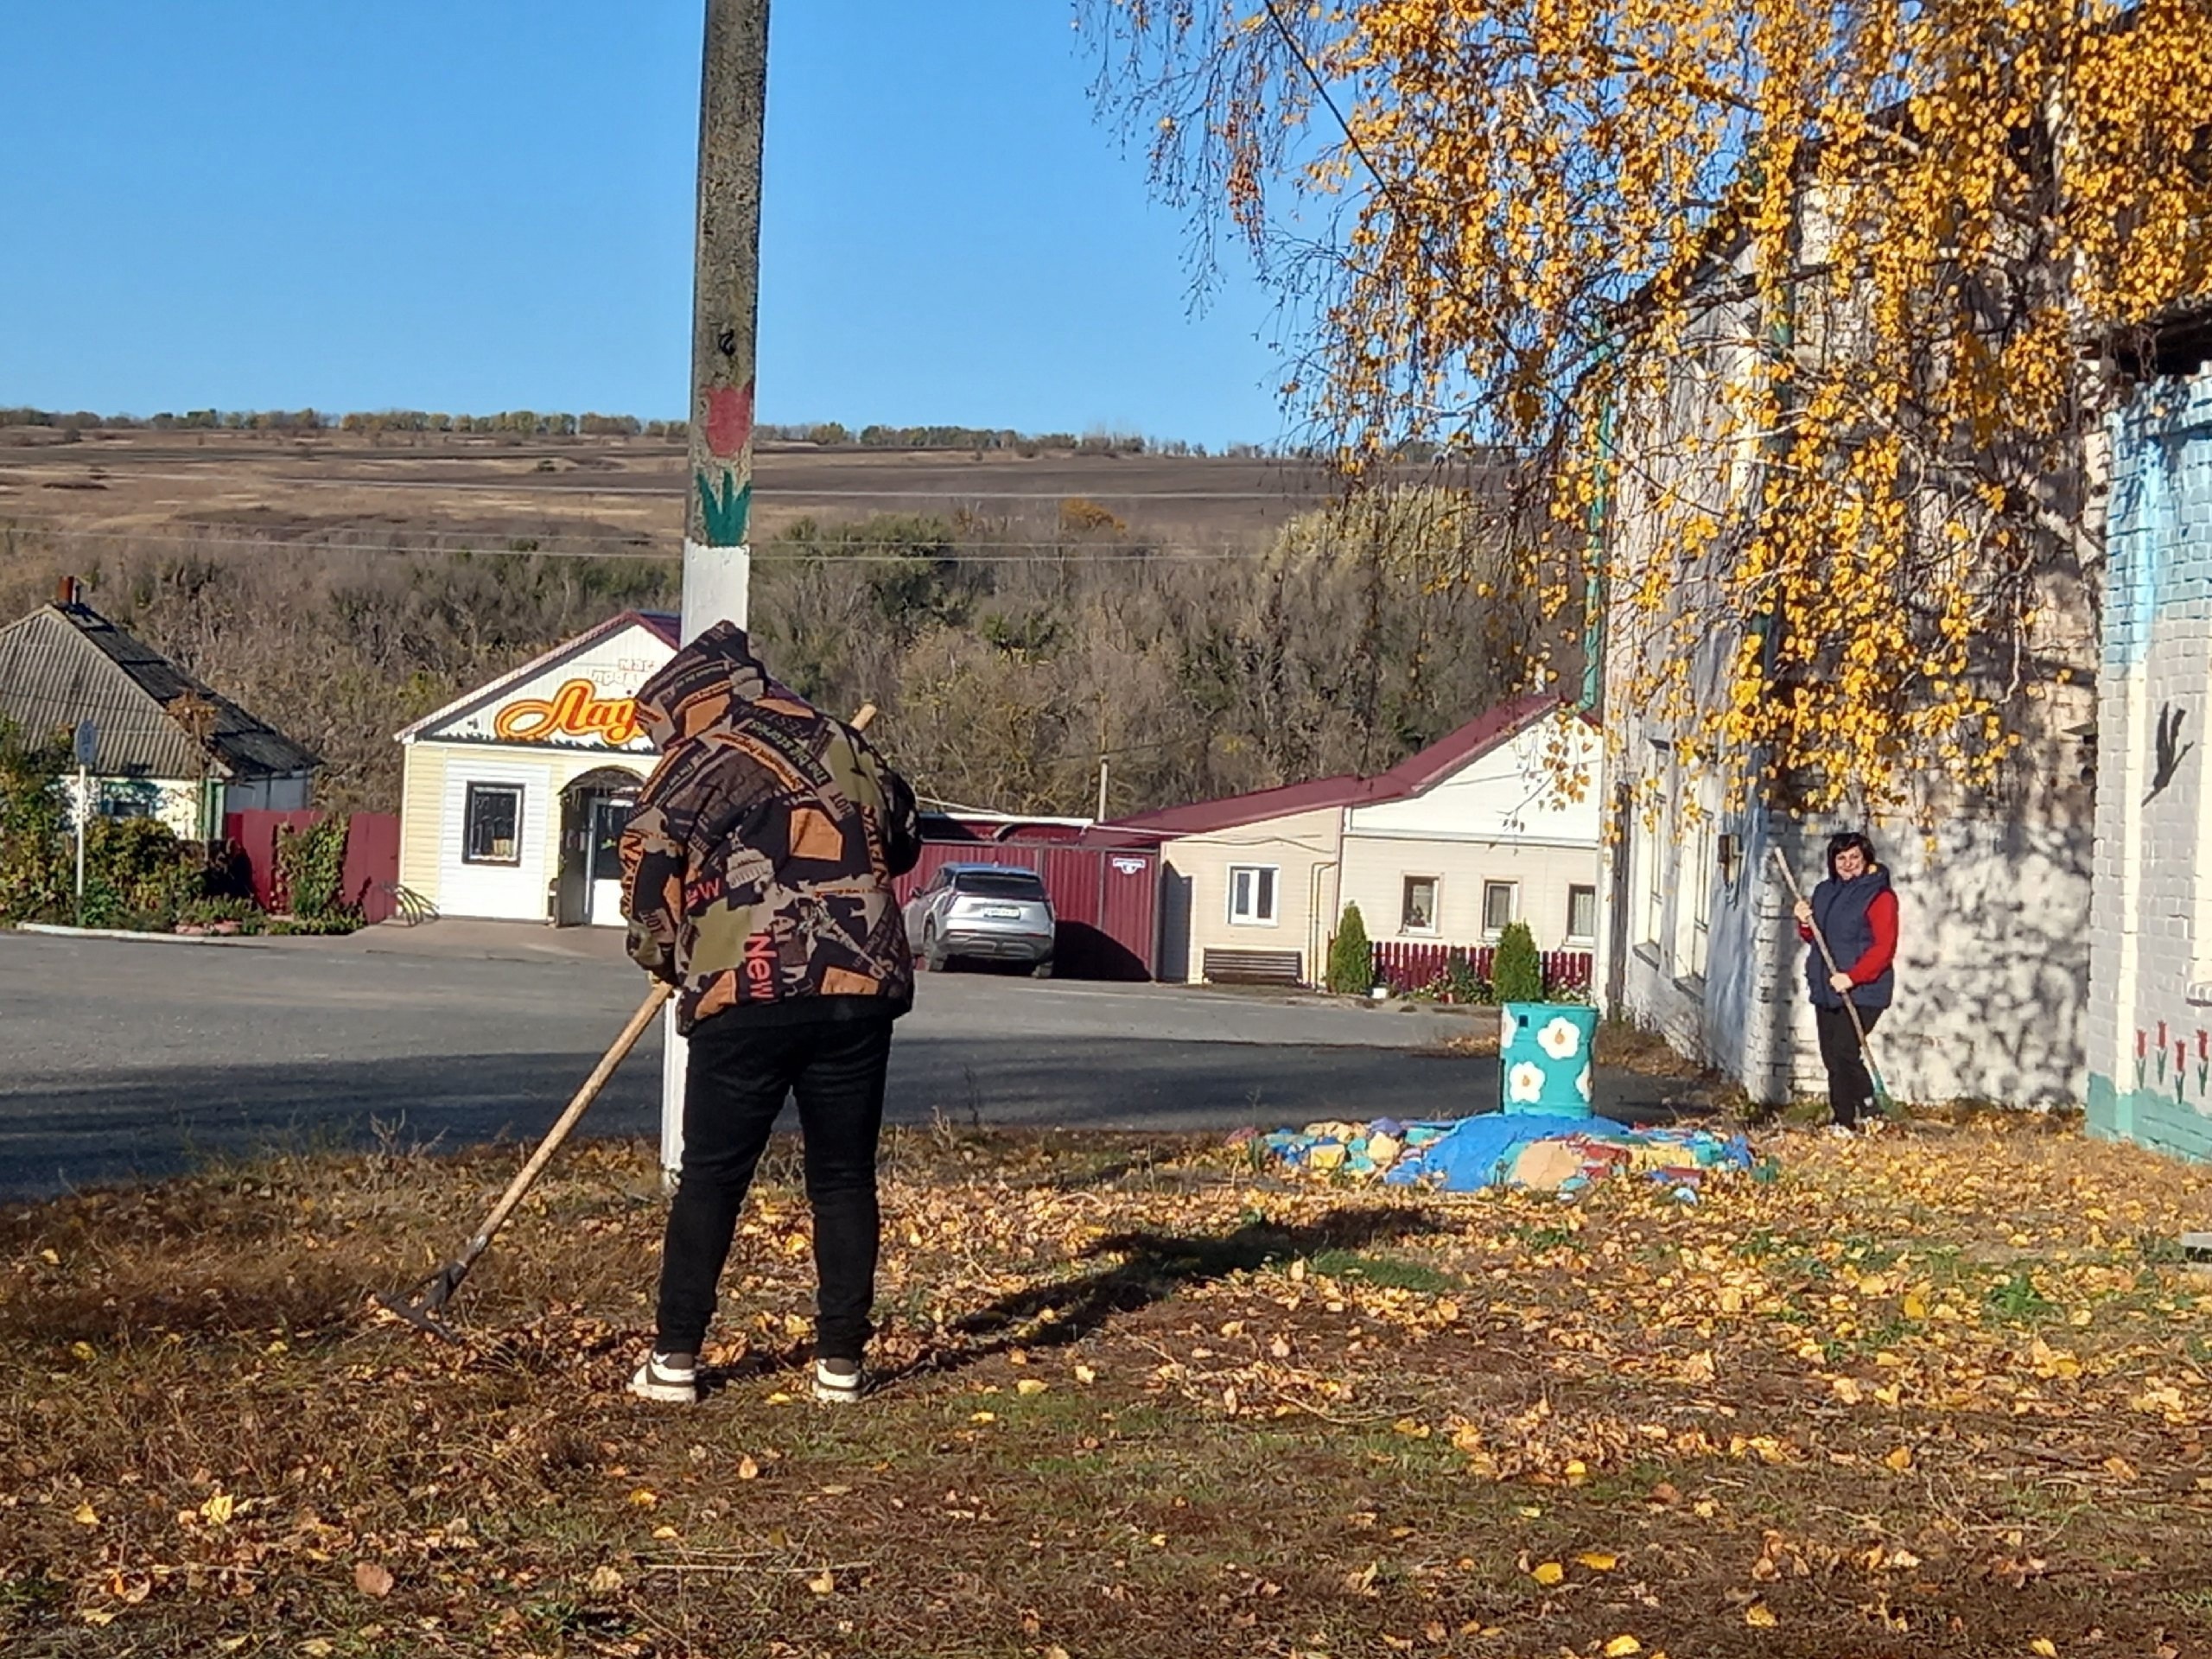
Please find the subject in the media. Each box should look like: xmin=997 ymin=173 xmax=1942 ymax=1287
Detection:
xmin=1825 ymin=1123 xmax=1858 ymax=1141
xmin=813 ymin=1357 xmax=864 ymax=1405
xmin=628 ymin=1351 xmax=698 ymax=1405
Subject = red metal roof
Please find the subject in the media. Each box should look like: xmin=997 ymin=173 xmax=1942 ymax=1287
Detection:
xmin=1108 ymin=692 xmax=1570 ymax=837
xmin=633 ymin=610 xmax=682 ymax=649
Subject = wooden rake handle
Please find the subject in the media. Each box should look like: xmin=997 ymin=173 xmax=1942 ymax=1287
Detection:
xmin=454 ymin=982 xmax=673 ymax=1268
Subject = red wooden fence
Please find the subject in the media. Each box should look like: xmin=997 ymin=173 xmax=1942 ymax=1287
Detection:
xmin=894 ymin=841 xmax=1160 ymax=979
xmin=1370 ymin=939 xmax=1593 ymax=999
xmin=223 ymin=810 xmax=402 ymax=925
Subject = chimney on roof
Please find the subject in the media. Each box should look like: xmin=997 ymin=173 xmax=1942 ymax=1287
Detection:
xmin=56 ymin=575 xmax=80 ymax=607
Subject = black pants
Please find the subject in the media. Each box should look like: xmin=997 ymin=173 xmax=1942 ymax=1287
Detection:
xmin=656 ymin=1012 xmax=893 ymax=1362
xmin=1814 ymin=1001 xmax=1884 ymax=1128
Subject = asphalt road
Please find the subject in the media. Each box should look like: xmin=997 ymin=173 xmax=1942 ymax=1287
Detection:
xmin=0 ymin=931 xmax=1667 ymax=1197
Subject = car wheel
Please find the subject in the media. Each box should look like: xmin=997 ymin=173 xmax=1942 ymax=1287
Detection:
xmin=922 ymin=924 xmax=949 ymax=974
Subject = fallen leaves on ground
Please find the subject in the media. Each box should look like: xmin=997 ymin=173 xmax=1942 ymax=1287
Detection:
xmin=2 ymin=1115 xmax=2210 ymax=1656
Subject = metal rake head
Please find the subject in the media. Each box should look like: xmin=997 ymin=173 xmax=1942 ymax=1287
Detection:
xmin=372 ymin=1261 xmax=470 ymax=1344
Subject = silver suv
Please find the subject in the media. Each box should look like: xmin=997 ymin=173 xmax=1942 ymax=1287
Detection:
xmin=904 ymin=863 xmax=1056 ymax=976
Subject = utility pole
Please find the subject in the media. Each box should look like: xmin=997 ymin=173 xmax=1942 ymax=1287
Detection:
xmin=682 ymin=0 xmax=770 ymax=637
xmin=666 ymin=0 xmax=772 ymax=1177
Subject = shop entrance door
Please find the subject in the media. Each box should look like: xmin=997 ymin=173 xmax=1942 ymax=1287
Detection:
xmin=585 ymin=796 xmax=630 ymax=926
xmin=556 ymin=766 xmax=645 ymax=928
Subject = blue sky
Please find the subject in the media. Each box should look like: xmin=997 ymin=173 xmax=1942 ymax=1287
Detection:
xmin=0 ymin=3 xmax=1287 ymax=448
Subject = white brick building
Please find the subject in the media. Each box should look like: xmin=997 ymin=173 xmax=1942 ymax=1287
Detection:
xmin=1590 ymin=241 xmax=2099 ymax=1109
xmin=2088 ymin=318 xmax=2212 ymax=1155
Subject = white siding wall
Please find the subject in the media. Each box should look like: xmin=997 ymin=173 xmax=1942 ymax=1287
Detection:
xmin=433 ymin=752 xmax=558 ymax=922
xmin=1339 ymin=836 xmax=1599 ymax=952
xmin=2085 ymin=369 xmax=2212 ymax=1154
xmin=1339 ymin=711 xmax=1601 ymax=954
xmin=1157 ymin=806 xmax=1344 ymax=982
xmin=1595 ymin=222 xmax=2094 ymax=1110
xmin=64 ymin=774 xmax=205 ymax=840
xmin=405 ymin=741 xmax=652 ymax=922
xmin=398 ymin=745 xmax=447 ymax=898
xmin=1348 ymin=712 xmax=1601 ymax=844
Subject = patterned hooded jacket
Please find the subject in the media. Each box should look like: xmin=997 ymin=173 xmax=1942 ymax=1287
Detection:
xmin=619 ymin=624 xmax=921 ymax=1034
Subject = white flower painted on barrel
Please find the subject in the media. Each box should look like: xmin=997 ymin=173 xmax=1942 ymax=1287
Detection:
xmin=1576 ymin=1065 xmax=1592 ymax=1103
xmin=1508 ymin=1062 xmax=1546 ymax=1103
xmin=1538 ymin=1017 xmax=1582 ymax=1061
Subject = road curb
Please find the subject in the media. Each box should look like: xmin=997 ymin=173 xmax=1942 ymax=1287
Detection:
xmin=13 ymin=923 xmax=272 ymax=949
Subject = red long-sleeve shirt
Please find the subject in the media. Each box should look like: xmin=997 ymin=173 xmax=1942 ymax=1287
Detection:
xmin=1799 ymin=888 xmax=1897 ymax=983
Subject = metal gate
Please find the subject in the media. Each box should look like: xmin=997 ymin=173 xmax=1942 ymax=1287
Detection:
xmin=896 ymin=841 xmax=1161 ymax=979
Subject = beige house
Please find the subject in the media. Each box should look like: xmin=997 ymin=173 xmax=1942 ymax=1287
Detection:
xmin=394 ymin=611 xmax=679 ymax=925
xmin=1117 ymin=697 xmax=1601 ymax=985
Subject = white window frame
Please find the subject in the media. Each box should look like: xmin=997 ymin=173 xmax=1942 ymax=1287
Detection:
xmin=1632 ymin=793 xmax=1663 ymax=948
xmin=1482 ymin=880 xmax=1518 ymax=938
xmin=1400 ymin=874 xmax=1440 ymax=937
xmin=1638 ymin=747 xmax=1675 ymax=961
xmin=1675 ymin=810 xmax=1714 ymax=981
xmin=1227 ymin=864 xmax=1280 ymax=927
xmin=1567 ymin=883 xmax=1598 ymax=945
xmin=462 ymin=782 xmax=525 ymax=867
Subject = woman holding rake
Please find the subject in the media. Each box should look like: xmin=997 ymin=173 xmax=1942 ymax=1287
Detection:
xmin=1792 ymin=830 xmax=1898 ymax=1136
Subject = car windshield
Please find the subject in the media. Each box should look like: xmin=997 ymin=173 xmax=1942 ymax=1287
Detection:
xmin=954 ymin=871 xmax=1047 ymax=899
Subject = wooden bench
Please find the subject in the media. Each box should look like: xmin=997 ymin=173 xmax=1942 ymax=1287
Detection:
xmin=1201 ymin=948 xmax=1304 ymax=986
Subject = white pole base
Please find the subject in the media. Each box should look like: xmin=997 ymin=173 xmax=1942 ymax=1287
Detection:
xmin=681 ymin=541 xmax=751 ymax=634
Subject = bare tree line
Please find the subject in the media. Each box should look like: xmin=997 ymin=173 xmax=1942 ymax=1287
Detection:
xmin=0 ymin=493 xmax=1546 ymax=817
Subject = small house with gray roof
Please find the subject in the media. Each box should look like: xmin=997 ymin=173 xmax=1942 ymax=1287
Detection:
xmin=0 ymin=579 xmax=319 ymax=840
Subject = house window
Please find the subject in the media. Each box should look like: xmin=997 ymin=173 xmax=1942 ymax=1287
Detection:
xmin=1638 ymin=752 xmax=1673 ymax=957
xmin=1677 ymin=813 xmax=1713 ymax=980
xmin=1567 ymin=884 xmax=1598 ymax=944
xmin=463 ymin=783 xmax=524 ymax=865
xmin=1630 ymin=811 xmax=1664 ymax=949
xmin=1483 ymin=880 xmax=1517 ymax=937
xmin=1401 ymin=876 xmax=1439 ymax=934
xmin=1228 ymin=865 xmax=1279 ymax=925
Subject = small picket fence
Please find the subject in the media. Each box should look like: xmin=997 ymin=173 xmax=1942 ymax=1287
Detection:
xmin=1369 ymin=940 xmax=1594 ymax=1001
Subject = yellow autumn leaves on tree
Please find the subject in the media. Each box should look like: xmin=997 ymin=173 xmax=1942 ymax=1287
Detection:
xmin=1090 ymin=0 xmax=2212 ymax=808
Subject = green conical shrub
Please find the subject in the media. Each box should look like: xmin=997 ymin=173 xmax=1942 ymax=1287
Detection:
xmin=1325 ymin=903 xmax=1373 ymax=995
xmin=1491 ymin=919 xmax=1543 ymax=1003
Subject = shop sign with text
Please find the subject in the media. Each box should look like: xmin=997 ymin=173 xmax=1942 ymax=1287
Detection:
xmin=435 ymin=625 xmax=672 ymax=752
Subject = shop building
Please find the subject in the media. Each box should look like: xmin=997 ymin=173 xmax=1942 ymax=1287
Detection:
xmin=394 ymin=611 xmax=679 ymax=925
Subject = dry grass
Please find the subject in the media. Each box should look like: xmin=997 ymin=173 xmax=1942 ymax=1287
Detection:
xmin=5 ymin=1117 xmax=2212 ymax=1656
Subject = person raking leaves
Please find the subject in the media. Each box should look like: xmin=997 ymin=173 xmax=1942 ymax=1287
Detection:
xmin=619 ymin=624 xmax=921 ymax=1405
xmin=1791 ymin=830 xmax=1898 ymax=1136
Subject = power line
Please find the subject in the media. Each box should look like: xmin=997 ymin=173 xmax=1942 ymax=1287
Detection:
xmin=0 ymin=520 xmax=1459 ymax=564
xmin=18 ymin=470 xmax=1324 ymax=504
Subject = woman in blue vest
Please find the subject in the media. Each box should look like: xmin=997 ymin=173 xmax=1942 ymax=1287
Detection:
xmin=1792 ymin=831 xmax=1897 ymax=1134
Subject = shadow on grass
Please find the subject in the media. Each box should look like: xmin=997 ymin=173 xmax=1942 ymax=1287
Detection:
xmin=890 ymin=1204 xmax=1446 ymax=1383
